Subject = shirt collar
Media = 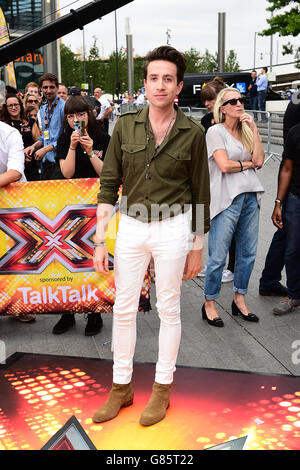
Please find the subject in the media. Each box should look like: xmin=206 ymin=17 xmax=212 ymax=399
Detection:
xmin=134 ymin=105 xmax=191 ymax=129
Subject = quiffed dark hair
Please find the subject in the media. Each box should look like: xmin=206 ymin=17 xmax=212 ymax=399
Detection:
xmin=144 ymin=45 xmax=186 ymax=84
xmin=39 ymin=72 xmax=59 ymax=88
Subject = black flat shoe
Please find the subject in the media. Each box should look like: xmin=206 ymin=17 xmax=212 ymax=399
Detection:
xmin=85 ymin=313 xmax=103 ymax=336
xmin=231 ymin=301 xmax=259 ymax=322
xmin=202 ymin=304 xmax=224 ymax=327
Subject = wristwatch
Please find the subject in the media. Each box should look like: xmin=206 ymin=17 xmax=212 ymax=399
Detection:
xmin=275 ymin=198 xmax=282 ymax=204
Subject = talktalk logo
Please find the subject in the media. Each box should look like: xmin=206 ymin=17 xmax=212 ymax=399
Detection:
xmin=0 ymin=205 xmax=104 ymax=274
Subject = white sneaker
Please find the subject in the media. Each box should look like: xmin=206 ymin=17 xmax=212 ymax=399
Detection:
xmin=222 ymin=269 xmax=234 ymax=283
xmin=197 ymin=264 xmax=207 ymax=278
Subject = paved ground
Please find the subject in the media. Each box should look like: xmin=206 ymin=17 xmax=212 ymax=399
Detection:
xmin=1 ymin=138 xmax=300 ymax=377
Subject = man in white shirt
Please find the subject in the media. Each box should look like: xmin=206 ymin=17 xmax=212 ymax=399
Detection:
xmin=133 ymin=89 xmax=145 ymax=106
xmin=257 ymin=67 xmax=268 ymax=122
xmin=93 ymin=87 xmax=113 ymax=133
xmin=0 ymin=121 xmax=25 ymax=186
xmin=0 ymin=122 xmax=36 ymax=323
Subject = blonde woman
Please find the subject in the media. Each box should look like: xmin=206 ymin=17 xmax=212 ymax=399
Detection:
xmin=202 ymin=87 xmax=264 ymax=326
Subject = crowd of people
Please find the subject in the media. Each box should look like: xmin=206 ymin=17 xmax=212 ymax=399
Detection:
xmin=0 ymin=45 xmax=299 ymax=426
xmin=0 ymin=68 xmax=298 ymax=324
xmin=0 ymin=73 xmax=111 ymax=335
xmin=198 ymin=76 xmax=300 ymax=320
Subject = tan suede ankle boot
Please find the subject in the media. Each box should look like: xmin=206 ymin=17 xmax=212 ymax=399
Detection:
xmin=92 ymin=382 xmax=133 ymax=423
xmin=139 ymin=382 xmax=172 ymax=426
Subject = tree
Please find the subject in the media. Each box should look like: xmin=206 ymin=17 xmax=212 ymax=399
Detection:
xmin=260 ymin=0 xmax=300 ymax=68
xmin=199 ymin=49 xmax=218 ymax=73
xmin=133 ymin=55 xmax=145 ymax=92
xmin=60 ymin=43 xmax=241 ymax=96
xmin=60 ymin=43 xmax=82 ymax=87
xmin=89 ymin=35 xmax=100 ymax=60
xmin=184 ymin=48 xmax=240 ymax=74
xmin=225 ymin=50 xmax=240 ymax=72
xmin=103 ymin=48 xmax=128 ymax=96
xmin=184 ymin=48 xmax=202 ymax=73
xmin=87 ymin=37 xmax=105 ymax=91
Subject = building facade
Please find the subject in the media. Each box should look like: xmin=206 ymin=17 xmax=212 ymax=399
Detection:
xmin=0 ymin=0 xmax=60 ymax=91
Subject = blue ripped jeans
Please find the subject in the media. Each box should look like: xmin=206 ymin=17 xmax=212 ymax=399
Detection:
xmin=204 ymin=193 xmax=259 ymax=300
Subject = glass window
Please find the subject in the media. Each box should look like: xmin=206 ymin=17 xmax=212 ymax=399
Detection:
xmin=0 ymin=0 xmax=42 ymax=31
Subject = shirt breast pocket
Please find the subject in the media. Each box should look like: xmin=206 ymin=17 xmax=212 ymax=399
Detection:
xmin=157 ymin=150 xmax=191 ymax=179
xmin=121 ymin=143 xmax=146 ymax=175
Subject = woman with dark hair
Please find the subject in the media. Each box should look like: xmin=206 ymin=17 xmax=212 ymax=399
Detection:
xmin=1 ymin=94 xmax=41 ymax=181
xmin=52 ymin=95 xmax=110 ymax=336
xmin=200 ymin=77 xmax=226 ymax=132
xmin=56 ymin=95 xmax=110 ymax=179
xmin=24 ymin=105 xmax=39 ymax=123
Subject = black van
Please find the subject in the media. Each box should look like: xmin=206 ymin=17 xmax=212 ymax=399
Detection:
xmin=178 ymin=72 xmax=282 ymax=108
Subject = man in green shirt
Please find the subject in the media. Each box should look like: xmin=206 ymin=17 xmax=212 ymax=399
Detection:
xmin=92 ymin=46 xmax=210 ymax=427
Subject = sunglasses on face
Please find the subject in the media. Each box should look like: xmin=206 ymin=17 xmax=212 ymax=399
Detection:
xmin=27 ymin=99 xmax=38 ymax=104
xmin=222 ymin=97 xmax=246 ymax=107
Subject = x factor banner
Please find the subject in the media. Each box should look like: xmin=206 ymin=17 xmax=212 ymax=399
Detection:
xmin=0 ymin=178 xmax=150 ymax=316
xmin=0 ymin=7 xmax=17 ymax=89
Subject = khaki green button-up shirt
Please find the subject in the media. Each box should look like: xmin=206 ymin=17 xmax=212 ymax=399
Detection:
xmin=98 ymin=106 xmax=210 ymax=234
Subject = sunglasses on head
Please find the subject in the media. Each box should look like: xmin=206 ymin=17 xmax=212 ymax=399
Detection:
xmin=222 ymin=97 xmax=246 ymax=107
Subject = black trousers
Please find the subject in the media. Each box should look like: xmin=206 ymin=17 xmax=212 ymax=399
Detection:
xmin=101 ymin=118 xmax=109 ymax=134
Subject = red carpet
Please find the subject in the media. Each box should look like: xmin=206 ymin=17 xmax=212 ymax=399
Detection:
xmin=0 ymin=353 xmax=299 ymax=450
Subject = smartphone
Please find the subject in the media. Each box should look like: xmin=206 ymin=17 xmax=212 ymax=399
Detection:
xmin=74 ymin=120 xmax=80 ymax=133
xmin=80 ymin=120 xmax=85 ymax=135
xmin=74 ymin=120 xmax=85 ymax=136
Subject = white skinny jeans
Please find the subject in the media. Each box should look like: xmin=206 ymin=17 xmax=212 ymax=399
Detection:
xmin=112 ymin=211 xmax=193 ymax=385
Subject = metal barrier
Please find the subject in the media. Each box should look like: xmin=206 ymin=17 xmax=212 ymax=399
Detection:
xmin=120 ymin=103 xmax=147 ymax=114
xmin=189 ymin=107 xmax=283 ymax=165
xmin=120 ymin=104 xmax=283 ymax=165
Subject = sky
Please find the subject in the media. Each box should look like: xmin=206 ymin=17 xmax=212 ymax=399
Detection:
xmin=58 ymin=0 xmax=298 ymax=72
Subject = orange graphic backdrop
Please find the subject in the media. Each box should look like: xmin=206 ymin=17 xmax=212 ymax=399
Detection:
xmin=0 ymin=179 xmax=150 ymax=316
xmin=1 ymin=354 xmax=300 ymax=451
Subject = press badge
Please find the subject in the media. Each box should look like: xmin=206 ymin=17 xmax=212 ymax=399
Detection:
xmin=43 ymin=130 xmax=50 ymax=141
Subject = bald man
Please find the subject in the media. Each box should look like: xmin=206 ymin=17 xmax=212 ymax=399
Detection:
xmin=58 ymin=83 xmax=68 ymax=101
xmin=93 ymin=87 xmax=113 ymax=133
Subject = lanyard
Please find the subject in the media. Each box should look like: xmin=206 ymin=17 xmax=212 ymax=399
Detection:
xmin=44 ymin=97 xmax=60 ymax=129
